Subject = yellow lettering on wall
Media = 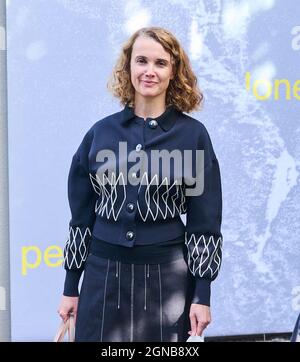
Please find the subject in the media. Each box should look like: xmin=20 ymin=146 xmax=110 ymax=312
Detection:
xmin=245 ymin=71 xmax=300 ymax=101
xmin=253 ymin=79 xmax=272 ymax=100
xmin=44 ymin=246 xmax=63 ymax=267
xmin=245 ymin=71 xmax=251 ymax=91
xmin=21 ymin=246 xmax=42 ymax=276
xmin=274 ymin=79 xmax=291 ymax=100
xmin=293 ymin=80 xmax=300 ymax=100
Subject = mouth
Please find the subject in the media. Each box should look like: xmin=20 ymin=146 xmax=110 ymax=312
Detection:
xmin=141 ymin=80 xmax=157 ymax=85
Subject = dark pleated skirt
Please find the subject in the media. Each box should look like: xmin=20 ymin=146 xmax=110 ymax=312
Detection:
xmin=75 ymin=248 xmax=195 ymax=342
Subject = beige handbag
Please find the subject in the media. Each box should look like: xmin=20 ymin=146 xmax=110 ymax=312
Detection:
xmin=186 ymin=334 xmax=205 ymax=342
xmin=53 ymin=314 xmax=75 ymax=342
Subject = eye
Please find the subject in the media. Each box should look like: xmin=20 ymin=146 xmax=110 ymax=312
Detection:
xmin=137 ymin=59 xmax=146 ymax=63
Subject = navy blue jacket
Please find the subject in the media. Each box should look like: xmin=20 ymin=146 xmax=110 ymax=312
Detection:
xmin=63 ymin=103 xmax=223 ymax=306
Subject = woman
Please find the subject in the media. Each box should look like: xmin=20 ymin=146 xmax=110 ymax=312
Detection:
xmin=57 ymin=26 xmax=223 ymax=342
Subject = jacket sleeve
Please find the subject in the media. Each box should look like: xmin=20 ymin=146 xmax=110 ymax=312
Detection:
xmin=184 ymin=124 xmax=223 ymax=306
xmin=62 ymin=128 xmax=98 ymax=296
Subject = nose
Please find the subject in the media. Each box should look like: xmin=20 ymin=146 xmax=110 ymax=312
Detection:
xmin=144 ymin=64 xmax=155 ymax=77
xmin=144 ymin=72 xmax=155 ymax=81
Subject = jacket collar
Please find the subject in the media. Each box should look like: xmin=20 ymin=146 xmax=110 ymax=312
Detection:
xmin=121 ymin=103 xmax=179 ymax=131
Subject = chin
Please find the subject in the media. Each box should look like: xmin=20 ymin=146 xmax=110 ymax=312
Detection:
xmin=139 ymin=90 xmax=158 ymax=97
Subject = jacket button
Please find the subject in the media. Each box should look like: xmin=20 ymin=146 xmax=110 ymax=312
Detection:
xmin=135 ymin=144 xmax=142 ymax=152
xmin=149 ymin=120 xmax=158 ymax=129
xmin=126 ymin=202 xmax=135 ymax=212
xmin=126 ymin=231 xmax=135 ymax=240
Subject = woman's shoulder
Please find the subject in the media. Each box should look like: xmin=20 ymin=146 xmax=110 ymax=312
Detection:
xmin=90 ymin=109 xmax=123 ymax=130
xmin=178 ymin=111 xmax=211 ymax=139
xmin=74 ymin=113 xmax=114 ymax=146
xmin=77 ymin=109 xmax=123 ymax=144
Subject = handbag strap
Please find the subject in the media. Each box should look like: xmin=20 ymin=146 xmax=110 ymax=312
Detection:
xmin=68 ymin=314 xmax=75 ymax=342
xmin=54 ymin=314 xmax=75 ymax=342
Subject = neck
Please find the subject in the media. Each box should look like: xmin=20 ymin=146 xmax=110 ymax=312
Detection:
xmin=133 ymin=97 xmax=167 ymax=120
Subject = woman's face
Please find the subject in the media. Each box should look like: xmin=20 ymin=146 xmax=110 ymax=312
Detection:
xmin=130 ymin=36 xmax=174 ymax=104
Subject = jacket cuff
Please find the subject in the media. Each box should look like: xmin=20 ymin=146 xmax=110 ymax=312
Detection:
xmin=63 ymin=269 xmax=83 ymax=296
xmin=191 ymin=279 xmax=212 ymax=306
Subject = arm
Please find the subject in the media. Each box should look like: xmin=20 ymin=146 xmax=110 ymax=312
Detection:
xmin=184 ymin=124 xmax=223 ymax=335
xmin=63 ymin=151 xmax=97 ymax=296
xmin=58 ymin=128 xmax=97 ymax=322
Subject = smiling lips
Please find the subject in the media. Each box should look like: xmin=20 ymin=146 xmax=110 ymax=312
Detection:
xmin=141 ymin=80 xmax=157 ymax=86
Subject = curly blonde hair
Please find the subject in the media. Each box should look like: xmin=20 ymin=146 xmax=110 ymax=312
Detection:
xmin=107 ymin=27 xmax=204 ymax=113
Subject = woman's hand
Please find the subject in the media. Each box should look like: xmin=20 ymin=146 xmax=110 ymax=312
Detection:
xmin=57 ymin=295 xmax=79 ymax=324
xmin=188 ymin=303 xmax=211 ymax=336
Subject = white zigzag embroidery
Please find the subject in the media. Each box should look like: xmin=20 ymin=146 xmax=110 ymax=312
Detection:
xmin=89 ymin=172 xmax=126 ymax=221
xmin=137 ymin=172 xmax=187 ymax=221
xmin=185 ymin=233 xmax=222 ymax=278
xmin=63 ymin=226 xmax=91 ymax=269
xmin=89 ymin=171 xmax=187 ymax=222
